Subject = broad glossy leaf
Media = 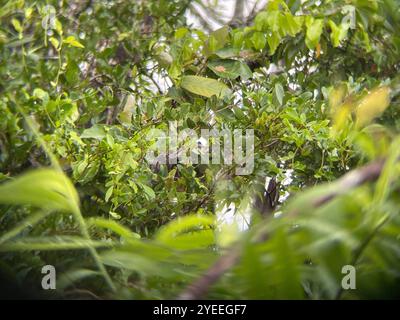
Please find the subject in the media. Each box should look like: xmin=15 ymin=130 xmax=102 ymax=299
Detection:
xmin=181 ymin=76 xmax=230 ymax=98
xmin=81 ymin=125 xmax=106 ymax=140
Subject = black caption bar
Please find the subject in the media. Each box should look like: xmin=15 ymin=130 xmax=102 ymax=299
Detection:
xmin=0 ymin=299 xmax=393 ymax=319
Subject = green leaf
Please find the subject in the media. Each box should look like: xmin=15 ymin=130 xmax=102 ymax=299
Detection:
xmin=100 ymin=251 xmax=171 ymax=277
xmin=272 ymin=227 xmax=303 ymax=299
xmin=282 ymin=13 xmax=302 ymax=36
xmin=88 ymin=217 xmax=141 ymax=240
xmin=65 ymin=60 xmax=80 ymax=84
xmin=105 ymin=186 xmax=113 ymax=202
xmin=233 ymin=31 xmax=244 ymax=48
xmin=240 ymin=241 xmax=271 ymax=298
xmin=32 ymin=88 xmax=49 ymax=105
xmin=0 ymin=169 xmax=80 ymax=213
xmin=205 ymin=26 xmax=229 ymax=54
xmin=208 ymin=59 xmax=240 ymax=79
xmin=355 ymin=86 xmax=391 ymax=128
xmin=273 ymin=83 xmax=285 ymax=106
xmin=251 ymin=32 xmax=266 ymax=51
xmin=328 ymin=20 xmax=349 ymax=47
xmin=237 ymin=62 xmax=253 ymax=80
xmin=374 ymin=136 xmax=400 ymax=206
xmin=174 ymin=27 xmax=188 ymax=39
xmin=81 ymin=125 xmax=106 ymax=140
xmin=215 ymin=47 xmax=240 ymax=59
xmin=305 ymin=17 xmax=324 ymax=49
xmin=11 ymin=18 xmax=23 ymax=33
xmin=156 ymin=51 xmax=173 ymax=68
xmin=208 ymin=59 xmax=252 ymax=80
xmin=181 ymin=75 xmax=230 ymax=98
xmin=0 ymin=236 xmax=113 ymax=251
xmin=267 ymin=32 xmax=281 ymax=55
xmin=140 ymin=184 xmax=156 ymax=200
xmin=49 ymin=36 xmax=59 ymax=50
xmin=54 ymin=19 xmax=63 ymax=36
xmin=63 ymin=35 xmax=85 ymax=48
xmin=266 ymin=10 xmax=281 ymax=32
xmin=155 ymin=214 xmax=215 ymax=250
xmin=210 ymin=26 xmax=229 ymax=47
xmin=254 ymin=11 xmax=269 ymax=31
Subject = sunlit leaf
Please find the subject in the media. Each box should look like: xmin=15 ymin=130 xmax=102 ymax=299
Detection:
xmin=305 ymin=17 xmax=324 ymax=49
xmin=355 ymin=86 xmax=391 ymax=127
xmin=0 ymin=169 xmax=79 ymax=213
xmin=181 ymin=76 xmax=230 ymax=98
xmin=63 ymin=35 xmax=84 ymax=48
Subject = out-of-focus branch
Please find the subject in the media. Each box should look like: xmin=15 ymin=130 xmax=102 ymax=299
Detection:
xmin=312 ymin=159 xmax=385 ymax=207
xmin=177 ymin=158 xmax=387 ymax=300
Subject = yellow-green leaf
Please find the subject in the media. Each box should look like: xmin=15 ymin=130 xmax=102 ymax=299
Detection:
xmin=181 ymin=75 xmax=230 ymax=98
xmin=49 ymin=36 xmax=59 ymax=50
xmin=355 ymin=87 xmax=391 ymax=128
xmin=328 ymin=20 xmax=349 ymax=47
xmin=329 ymin=83 xmax=348 ymax=113
xmin=11 ymin=18 xmax=23 ymax=33
xmin=63 ymin=35 xmax=84 ymax=48
xmin=155 ymin=214 xmax=215 ymax=249
xmin=0 ymin=169 xmax=80 ymax=213
xmin=305 ymin=17 xmax=324 ymax=49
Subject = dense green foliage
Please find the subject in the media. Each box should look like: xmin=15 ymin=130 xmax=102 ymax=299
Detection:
xmin=0 ymin=0 xmax=400 ymax=299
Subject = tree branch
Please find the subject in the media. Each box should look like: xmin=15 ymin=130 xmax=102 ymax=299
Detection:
xmin=229 ymin=0 xmax=245 ymax=27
